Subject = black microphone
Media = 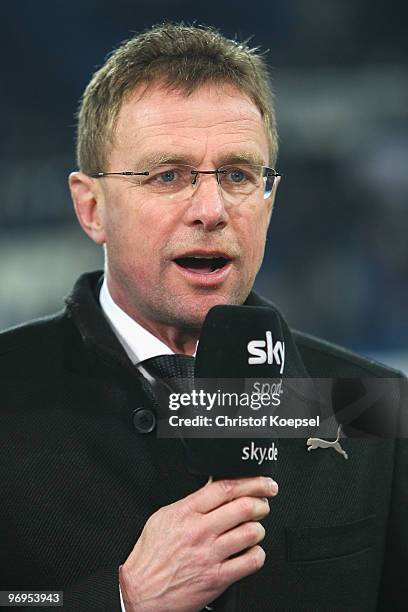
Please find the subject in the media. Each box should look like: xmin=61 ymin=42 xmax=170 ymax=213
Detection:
xmin=185 ymin=304 xmax=288 ymax=612
xmin=185 ymin=304 xmax=286 ymax=479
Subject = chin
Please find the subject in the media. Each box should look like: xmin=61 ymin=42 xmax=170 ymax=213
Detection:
xmin=172 ymin=291 xmax=246 ymax=329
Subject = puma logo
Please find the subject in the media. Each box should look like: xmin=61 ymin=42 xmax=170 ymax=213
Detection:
xmin=306 ymin=424 xmax=348 ymax=460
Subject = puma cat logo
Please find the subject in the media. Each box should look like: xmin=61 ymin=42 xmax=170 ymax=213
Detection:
xmin=306 ymin=424 xmax=348 ymax=460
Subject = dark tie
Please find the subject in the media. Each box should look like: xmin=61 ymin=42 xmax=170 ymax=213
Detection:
xmin=138 ymin=354 xmax=196 ymax=402
xmin=137 ymin=355 xmax=196 ymax=443
xmin=140 ymin=354 xmax=195 ymax=382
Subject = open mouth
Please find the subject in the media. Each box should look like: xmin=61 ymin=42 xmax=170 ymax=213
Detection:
xmin=174 ymin=256 xmax=230 ymax=274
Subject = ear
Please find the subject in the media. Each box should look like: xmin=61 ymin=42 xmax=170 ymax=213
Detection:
xmin=69 ymin=172 xmax=106 ymax=244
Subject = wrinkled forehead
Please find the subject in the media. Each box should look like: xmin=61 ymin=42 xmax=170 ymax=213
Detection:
xmin=110 ymin=81 xmax=270 ymax=167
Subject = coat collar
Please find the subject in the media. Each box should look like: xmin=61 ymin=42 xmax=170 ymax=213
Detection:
xmin=65 ymin=270 xmax=310 ymax=380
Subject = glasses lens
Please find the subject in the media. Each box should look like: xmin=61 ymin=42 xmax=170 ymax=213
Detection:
xmin=218 ymin=164 xmax=268 ymax=203
xmin=263 ymin=168 xmax=276 ymax=199
xmin=142 ymin=164 xmax=192 ymax=197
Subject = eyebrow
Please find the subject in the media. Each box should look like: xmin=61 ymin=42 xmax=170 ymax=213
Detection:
xmin=216 ymin=152 xmax=266 ymax=167
xmin=134 ymin=150 xmax=266 ymax=170
xmin=135 ymin=152 xmax=192 ymax=170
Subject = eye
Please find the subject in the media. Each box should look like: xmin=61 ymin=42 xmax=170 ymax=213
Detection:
xmin=227 ymin=168 xmax=247 ymax=183
xmin=158 ymin=169 xmax=177 ymax=183
xmin=147 ymin=165 xmax=188 ymax=186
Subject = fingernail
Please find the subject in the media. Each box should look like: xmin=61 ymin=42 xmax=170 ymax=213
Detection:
xmin=269 ymin=479 xmax=279 ymax=495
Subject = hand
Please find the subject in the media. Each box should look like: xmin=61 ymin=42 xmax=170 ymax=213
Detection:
xmin=119 ymin=476 xmax=278 ymax=611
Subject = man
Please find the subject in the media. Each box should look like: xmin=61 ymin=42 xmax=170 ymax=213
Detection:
xmin=0 ymin=23 xmax=406 ymax=612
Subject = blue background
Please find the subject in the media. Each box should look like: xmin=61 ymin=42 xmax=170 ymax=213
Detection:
xmin=1 ymin=0 xmax=407 ymax=370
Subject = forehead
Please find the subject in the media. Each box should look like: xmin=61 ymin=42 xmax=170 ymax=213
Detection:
xmin=111 ymin=81 xmax=269 ymax=166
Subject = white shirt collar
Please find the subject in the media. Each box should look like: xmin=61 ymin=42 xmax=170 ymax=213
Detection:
xmin=99 ymin=277 xmax=175 ymax=365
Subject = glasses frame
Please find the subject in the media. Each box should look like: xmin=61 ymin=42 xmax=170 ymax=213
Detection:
xmin=89 ymin=165 xmax=281 ymax=200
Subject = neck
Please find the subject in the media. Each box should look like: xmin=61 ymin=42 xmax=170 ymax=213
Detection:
xmin=106 ymin=277 xmax=199 ymax=355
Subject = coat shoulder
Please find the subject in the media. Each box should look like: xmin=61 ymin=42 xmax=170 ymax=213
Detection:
xmin=0 ymin=311 xmax=68 ymax=378
xmin=293 ymin=329 xmax=404 ymax=379
xmin=0 ymin=311 xmax=64 ymax=352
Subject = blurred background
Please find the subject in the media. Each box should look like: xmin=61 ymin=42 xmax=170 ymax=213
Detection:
xmin=1 ymin=0 xmax=407 ymax=372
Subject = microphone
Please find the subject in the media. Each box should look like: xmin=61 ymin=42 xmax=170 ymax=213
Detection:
xmin=195 ymin=304 xmax=285 ymax=378
xmin=185 ymin=304 xmax=289 ymax=612
xmin=185 ymin=304 xmax=286 ymax=479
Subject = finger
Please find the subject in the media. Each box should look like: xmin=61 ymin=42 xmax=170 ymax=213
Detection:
xmin=219 ymin=545 xmax=266 ymax=586
xmin=186 ymin=476 xmax=278 ymax=514
xmin=214 ymin=521 xmax=265 ymax=561
xmin=205 ymin=495 xmax=270 ymax=535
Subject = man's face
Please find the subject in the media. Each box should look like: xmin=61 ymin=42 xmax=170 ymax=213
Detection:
xmin=94 ymin=82 xmax=278 ymax=332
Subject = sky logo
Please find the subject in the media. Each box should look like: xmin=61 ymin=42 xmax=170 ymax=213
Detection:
xmin=247 ymin=331 xmax=285 ymax=374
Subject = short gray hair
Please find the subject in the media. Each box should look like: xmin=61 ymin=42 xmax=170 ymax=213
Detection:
xmin=76 ymin=22 xmax=278 ymax=174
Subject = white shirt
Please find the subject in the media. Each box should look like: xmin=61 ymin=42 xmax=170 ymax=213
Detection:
xmin=99 ymin=277 xmax=174 ymax=365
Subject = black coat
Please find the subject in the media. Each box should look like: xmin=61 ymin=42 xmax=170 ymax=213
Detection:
xmin=0 ymin=271 xmax=406 ymax=611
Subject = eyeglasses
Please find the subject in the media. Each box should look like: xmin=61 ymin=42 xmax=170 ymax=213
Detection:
xmin=89 ymin=163 xmax=280 ymax=204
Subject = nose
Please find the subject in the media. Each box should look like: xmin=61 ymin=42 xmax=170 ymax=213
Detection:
xmin=184 ymin=173 xmax=228 ymax=231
